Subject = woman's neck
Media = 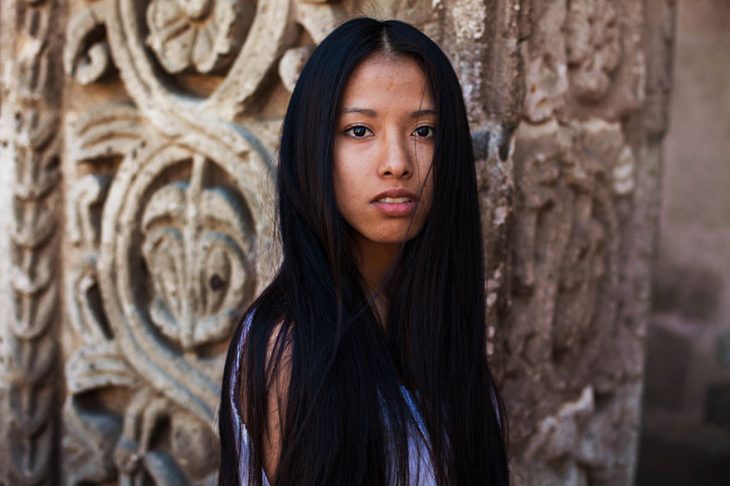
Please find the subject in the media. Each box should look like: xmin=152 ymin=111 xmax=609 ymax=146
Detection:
xmin=351 ymin=236 xmax=399 ymax=325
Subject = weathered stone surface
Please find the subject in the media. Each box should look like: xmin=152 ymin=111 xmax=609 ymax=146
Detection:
xmin=0 ymin=0 xmax=65 ymax=483
xmin=0 ymin=0 xmax=676 ymax=484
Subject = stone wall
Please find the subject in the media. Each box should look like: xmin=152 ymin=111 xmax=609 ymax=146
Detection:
xmin=636 ymin=0 xmax=730 ymax=484
xmin=0 ymin=0 xmax=676 ymax=484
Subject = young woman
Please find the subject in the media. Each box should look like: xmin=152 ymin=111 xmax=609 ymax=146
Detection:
xmin=219 ymin=17 xmax=509 ymax=486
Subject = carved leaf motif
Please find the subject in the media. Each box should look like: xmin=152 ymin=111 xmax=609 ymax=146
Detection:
xmin=66 ymin=255 xmax=111 ymax=345
xmin=146 ymin=0 xmax=254 ymax=74
xmin=144 ymin=226 xmax=187 ymax=341
xmin=66 ymin=341 xmax=138 ymax=394
xmin=113 ymin=389 xmax=217 ymax=484
xmin=65 ymin=105 xmax=145 ymax=348
xmin=279 ymin=46 xmax=315 ymax=93
xmin=67 ymin=175 xmax=111 ymax=248
xmin=296 ymin=1 xmax=348 ymax=43
xmin=141 ymin=180 xmax=251 ymax=351
xmin=64 ymin=6 xmax=110 ymax=85
xmin=7 ymin=417 xmax=54 ymax=484
xmin=62 ymin=397 xmax=122 ymax=485
xmin=69 ymin=104 xmax=144 ymax=164
xmin=277 ymin=3 xmax=350 ymax=93
xmin=168 ymin=412 xmax=219 ymax=479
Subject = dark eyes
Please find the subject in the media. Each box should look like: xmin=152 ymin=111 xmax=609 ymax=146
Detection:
xmin=343 ymin=125 xmax=435 ymax=139
xmin=413 ymin=125 xmax=435 ymax=138
xmin=346 ymin=125 xmax=373 ymax=138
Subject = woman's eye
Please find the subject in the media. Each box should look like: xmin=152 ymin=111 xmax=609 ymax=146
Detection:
xmin=345 ymin=125 xmax=373 ymax=138
xmin=413 ymin=125 xmax=435 ymax=138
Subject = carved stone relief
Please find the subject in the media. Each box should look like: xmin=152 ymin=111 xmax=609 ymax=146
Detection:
xmin=502 ymin=1 xmax=667 ymax=484
xmin=505 ymin=113 xmax=638 ymax=486
xmin=0 ymin=0 xmax=64 ymax=483
xmin=55 ymin=0 xmax=356 ymax=483
xmin=522 ymin=0 xmax=569 ymax=124
xmin=60 ymin=102 xmax=272 ymax=485
xmin=146 ymin=0 xmax=255 ymax=74
xmin=565 ymin=0 xmax=622 ymax=102
xmin=565 ymin=0 xmax=646 ymax=121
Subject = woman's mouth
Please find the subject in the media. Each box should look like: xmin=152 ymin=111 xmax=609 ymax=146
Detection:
xmin=371 ymin=190 xmax=419 ymax=216
xmin=376 ymin=196 xmax=412 ymax=204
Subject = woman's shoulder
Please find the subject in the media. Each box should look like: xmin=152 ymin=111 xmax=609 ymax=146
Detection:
xmin=226 ymin=303 xmax=293 ymax=396
xmin=238 ymin=300 xmax=292 ymax=343
xmin=238 ymin=305 xmax=294 ymax=378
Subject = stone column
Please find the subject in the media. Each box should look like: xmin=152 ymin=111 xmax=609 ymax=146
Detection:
xmin=0 ymin=0 xmax=65 ymax=483
xmin=0 ymin=1 xmax=676 ymax=484
xmin=487 ymin=1 xmax=676 ymax=484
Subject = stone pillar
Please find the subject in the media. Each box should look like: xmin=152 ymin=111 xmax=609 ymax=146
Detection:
xmin=0 ymin=0 xmax=65 ymax=483
xmin=0 ymin=0 xmax=676 ymax=484
xmin=493 ymin=1 xmax=676 ymax=484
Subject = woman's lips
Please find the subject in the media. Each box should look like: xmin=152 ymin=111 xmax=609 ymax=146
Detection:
xmin=372 ymin=199 xmax=418 ymax=216
xmin=370 ymin=189 xmax=419 ymax=216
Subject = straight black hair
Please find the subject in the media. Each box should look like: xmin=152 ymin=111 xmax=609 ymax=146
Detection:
xmin=220 ymin=17 xmax=509 ymax=486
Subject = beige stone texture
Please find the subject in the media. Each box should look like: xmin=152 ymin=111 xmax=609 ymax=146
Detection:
xmin=0 ymin=0 xmax=676 ymax=484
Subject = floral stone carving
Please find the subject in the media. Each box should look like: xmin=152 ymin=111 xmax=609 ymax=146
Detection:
xmin=0 ymin=0 xmax=64 ymax=483
xmin=61 ymin=104 xmax=271 ymax=484
xmin=141 ymin=160 xmax=254 ymax=351
xmin=146 ymin=0 xmax=255 ymax=74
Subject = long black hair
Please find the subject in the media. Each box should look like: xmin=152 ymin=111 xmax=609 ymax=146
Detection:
xmin=220 ymin=17 xmax=509 ymax=486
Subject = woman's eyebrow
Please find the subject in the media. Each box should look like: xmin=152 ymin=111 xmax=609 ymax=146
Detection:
xmin=410 ymin=109 xmax=437 ymax=118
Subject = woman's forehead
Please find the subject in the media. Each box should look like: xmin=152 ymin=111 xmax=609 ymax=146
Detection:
xmin=340 ymin=56 xmax=435 ymax=112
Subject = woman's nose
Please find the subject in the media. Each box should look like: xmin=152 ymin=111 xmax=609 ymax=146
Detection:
xmin=378 ymin=132 xmax=412 ymax=178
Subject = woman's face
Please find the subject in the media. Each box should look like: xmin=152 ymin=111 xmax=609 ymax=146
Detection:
xmin=333 ymin=55 xmax=436 ymax=252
